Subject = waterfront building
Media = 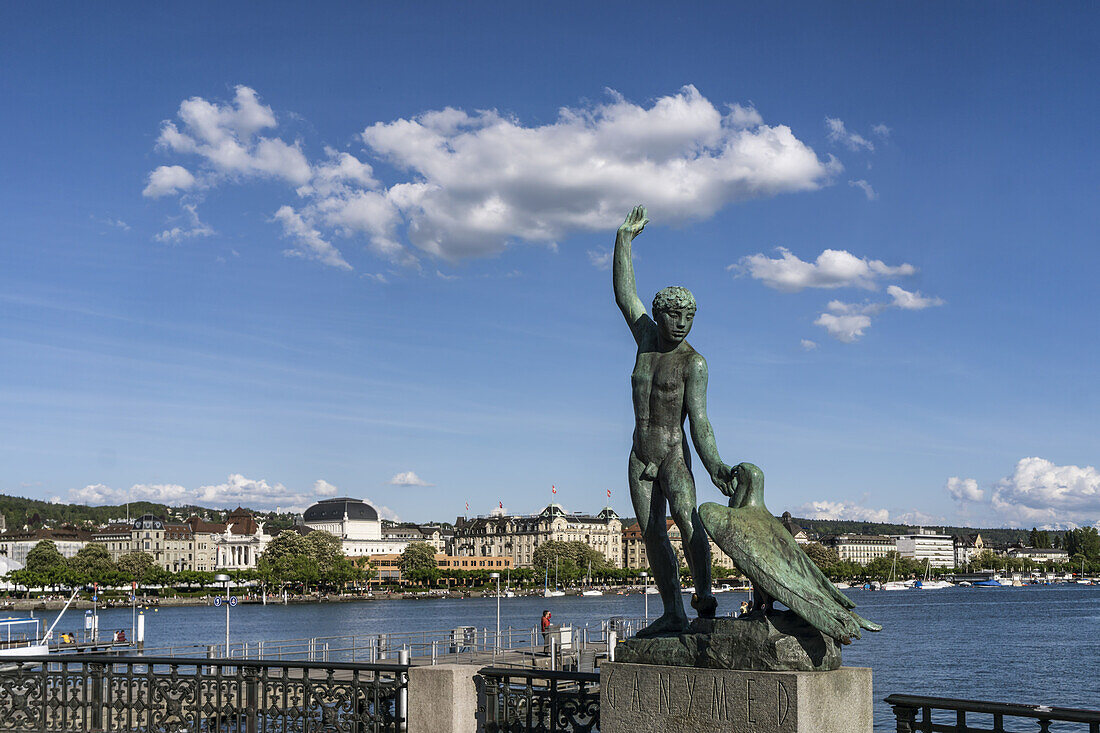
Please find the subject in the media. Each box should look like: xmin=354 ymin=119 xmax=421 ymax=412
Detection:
xmin=779 ymin=512 xmax=814 ymax=544
xmin=0 ymin=527 xmax=90 ymax=565
xmin=210 ymin=508 xmax=271 ymax=570
xmin=301 ymin=497 xmax=425 ymax=557
xmin=453 ymin=504 xmax=623 ymax=568
xmin=364 ymin=553 xmax=513 ymax=583
xmin=894 ymin=527 xmax=955 ymax=568
xmin=953 ymin=533 xmax=985 ymax=567
xmin=821 ymin=533 xmax=895 ymax=565
xmin=621 ymin=521 xmax=740 ymax=572
xmin=1005 ymin=546 xmax=1069 ymax=564
xmin=93 ymin=523 xmax=135 ymax=561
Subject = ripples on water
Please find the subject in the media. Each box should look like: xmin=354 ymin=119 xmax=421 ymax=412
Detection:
xmin=85 ymin=584 xmax=1099 ymax=730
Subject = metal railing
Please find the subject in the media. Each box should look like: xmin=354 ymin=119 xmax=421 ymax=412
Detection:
xmin=480 ymin=666 xmax=600 ymax=733
xmin=135 ymin=618 xmax=649 ymax=669
xmin=0 ymin=654 xmax=408 ymax=732
xmin=885 ymin=694 xmax=1100 ymax=732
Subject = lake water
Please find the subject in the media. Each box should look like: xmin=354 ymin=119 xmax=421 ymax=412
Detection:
xmin=81 ymin=584 xmax=1100 ymax=730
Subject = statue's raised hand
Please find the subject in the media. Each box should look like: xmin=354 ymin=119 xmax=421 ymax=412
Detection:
xmin=618 ymin=205 xmax=649 ymax=241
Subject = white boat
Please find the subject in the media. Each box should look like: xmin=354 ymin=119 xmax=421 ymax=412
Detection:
xmin=581 ymin=590 xmax=603 ymax=596
xmin=0 ymin=618 xmax=49 ymax=658
xmin=543 ymin=589 xmax=565 ymax=597
xmin=645 ymin=587 xmax=659 ymax=594
xmin=882 ymin=581 xmax=910 ymax=591
xmin=833 ymin=582 xmax=851 ymax=590
xmin=917 ymin=579 xmax=953 ymax=589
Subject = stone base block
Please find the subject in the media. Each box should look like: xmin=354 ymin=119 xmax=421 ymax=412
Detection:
xmin=407 ymin=664 xmax=479 ymax=733
xmin=600 ymin=662 xmax=871 ymax=733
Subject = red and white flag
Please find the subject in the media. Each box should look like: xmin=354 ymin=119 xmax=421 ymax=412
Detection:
xmin=607 ymin=489 xmax=612 ymax=498
xmin=499 ymin=501 xmax=503 ymax=509
xmin=465 ymin=502 xmax=469 ymax=512
xmin=551 ymin=485 xmax=557 ymax=495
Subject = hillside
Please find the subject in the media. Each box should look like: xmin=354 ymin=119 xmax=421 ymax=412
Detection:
xmin=0 ymin=494 xmax=299 ymax=533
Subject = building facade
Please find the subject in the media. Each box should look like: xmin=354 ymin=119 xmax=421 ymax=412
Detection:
xmin=821 ymin=534 xmax=895 ymax=565
xmin=953 ymin=533 xmax=985 ymax=568
xmin=364 ymin=553 xmax=513 ymax=583
xmin=453 ymin=505 xmax=623 ymax=568
xmin=1005 ymin=546 xmax=1069 ymax=564
xmin=621 ymin=520 xmax=740 ymax=572
xmin=0 ymin=527 xmax=90 ymax=565
xmin=302 ymin=497 xmax=420 ymax=557
xmin=895 ymin=528 xmax=955 ymax=568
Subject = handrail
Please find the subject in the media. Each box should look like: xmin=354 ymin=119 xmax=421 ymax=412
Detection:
xmin=479 ymin=665 xmax=600 ymax=683
xmin=885 ymin=693 xmax=1100 ymax=728
xmin=0 ymin=653 xmax=409 ymax=673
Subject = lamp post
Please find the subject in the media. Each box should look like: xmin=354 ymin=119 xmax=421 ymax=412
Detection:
xmin=489 ymin=572 xmax=500 ymax=660
xmin=214 ymin=573 xmax=230 ymax=656
xmin=640 ymin=571 xmax=649 ymax=624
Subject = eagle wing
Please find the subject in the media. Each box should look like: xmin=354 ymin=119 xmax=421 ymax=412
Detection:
xmin=700 ymin=502 xmax=880 ymax=641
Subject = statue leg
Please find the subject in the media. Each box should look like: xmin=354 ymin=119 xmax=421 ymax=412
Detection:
xmin=629 ymin=450 xmax=688 ymax=637
xmin=664 ymin=458 xmax=716 ymax=619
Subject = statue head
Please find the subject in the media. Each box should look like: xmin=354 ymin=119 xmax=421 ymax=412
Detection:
xmin=652 ymin=286 xmax=696 ymax=345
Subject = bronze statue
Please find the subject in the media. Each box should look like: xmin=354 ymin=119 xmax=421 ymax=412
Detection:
xmin=700 ymin=463 xmax=881 ymax=644
xmin=613 ymin=205 xmax=733 ymax=637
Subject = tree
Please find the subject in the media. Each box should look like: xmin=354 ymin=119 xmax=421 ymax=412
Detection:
xmin=118 ymin=552 xmax=156 ymax=583
xmin=1065 ymin=527 xmax=1100 ymax=562
xmin=532 ymin=541 xmax=608 ymax=574
xmin=304 ymin=531 xmax=343 ymax=576
xmin=400 ymin=542 xmax=438 ymax=576
xmin=68 ymin=544 xmax=117 ymax=585
xmin=25 ymin=540 xmax=70 ymax=589
xmin=801 ymin=542 xmax=840 ymax=572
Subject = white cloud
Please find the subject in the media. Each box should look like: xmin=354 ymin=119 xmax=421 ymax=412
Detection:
xmin=893 ymin=510 xmax=945 ymax=526
xmin=489 ymin=504 xmax=509 ymax=517
xmin=794 ymin=500 xmax=890 ymax=523
xmin=813 ymin=300 xmax=885 ymax=343
xmin=143 ymin=165 xmax=197 ymax=198
xmin=363 ymin=497 xmax=400 ymax=521
xmin=887 ymin=285 xmax=944 ymax=310
xmin=825 ymin=117 xmax=874 ymax=152
xmin=69 ymin=473 xmax=346 ymax=514
xmin=871 ymin=124 xmax=891 ymax=138
xmin=360 ymin=272 xmax=388 ymax=283
xmin=814 ymin=288 xmax=943 ymax=344
xmin=990 ymin=457 xmax=1100 ymax=528
xmin=312 ymin=479 xmax=340 ymax=497
xmin=155 ymin=85 xmax=310 ymax=185
xmin=273 ymin=205 xmax=352 ymax=270
xmin=587 ymin=247 xmax=612 ymax=270
xmin=946 ymin=477 xmax=984 ymax=503
xmin=96 ymin=217 xmax=131 ymax=231
xmin=71 ymin=482 xmax=190 ymax=505
xmin=147 ymin=85 xmax=835 ymax=269
xmin=389 ymin=471 xmax=432 ymax=487
xmin=735 ymin=247 xmax=915 ymax=293
xmin=800 ymin=339 xmax=817 ymax=351
xmin=154 ymin=202 xmax=214 ymax=243
xmin=848 ymin=179 xmax=878 ymax=200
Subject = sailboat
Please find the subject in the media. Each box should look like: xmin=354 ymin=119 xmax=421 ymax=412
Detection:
xmin=914 ymin=558 xmax=953 ymax=589
xmin=882 ymin=555 xmax=910 ymax=590
xmin=581 ymin=560 xmax=603 ymax=595
xmin=543 ymin=562 xmax=564 ymax=597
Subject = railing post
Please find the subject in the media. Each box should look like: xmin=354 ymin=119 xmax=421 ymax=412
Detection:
xmin=243 ymin=665 xmax=259 ymax=733
xmin=88 ymin=661 xmax=105 ymax=732
xmin=891 ymin=703 xmax=917 ymax=732
xmin=397 ymin=648 xmax=409 ymax=731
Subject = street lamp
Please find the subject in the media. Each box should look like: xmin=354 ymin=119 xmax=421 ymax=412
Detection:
xmin=640 ymin=571 xmax=649 ymax=624
xmin=214 ymin=573 xmax=231 ymax=656
xmin=489 ymin=572 xmax=500 ymax=660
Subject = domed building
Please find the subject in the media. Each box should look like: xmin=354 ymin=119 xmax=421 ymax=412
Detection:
xmin=303 ymin=497 xmax=382 ymax=540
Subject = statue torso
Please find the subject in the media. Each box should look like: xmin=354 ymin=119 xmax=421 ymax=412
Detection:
xmin=631 ymin=334 xmax=696 ymax=462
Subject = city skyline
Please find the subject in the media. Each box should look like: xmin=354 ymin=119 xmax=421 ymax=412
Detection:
xmin=2 ymin=3 xmax=1097 ymax=530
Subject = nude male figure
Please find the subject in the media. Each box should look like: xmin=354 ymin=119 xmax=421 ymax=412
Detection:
xmin=613 ymin=204 xmax=734 ymax=637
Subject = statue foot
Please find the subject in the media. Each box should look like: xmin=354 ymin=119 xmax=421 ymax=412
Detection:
xmin=691 ymin=593 xmax=717 ymax=619
xmin=635 ymin=613 xmax=689 ymax=638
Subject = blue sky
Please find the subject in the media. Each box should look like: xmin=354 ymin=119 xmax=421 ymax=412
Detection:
xmin=2 ymin=3 xmax=1097 ymax=529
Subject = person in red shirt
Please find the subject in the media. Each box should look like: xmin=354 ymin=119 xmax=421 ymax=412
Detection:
xmin=540 ymin=610 xmax=552 ymax=653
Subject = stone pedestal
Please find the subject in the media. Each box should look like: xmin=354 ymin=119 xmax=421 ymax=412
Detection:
xmin=407 ymin=664 xmax=479 ymax=733
xmin=600 ymin=662 xmax=871 ymax=733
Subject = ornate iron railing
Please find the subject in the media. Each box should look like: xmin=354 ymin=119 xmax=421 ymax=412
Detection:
xmin=479 ymin=666 xmax=599 ymax=733
xmin=885 ymin=694 xmax=1100 ymax=732
xmin=0 ymin=654 xmax=408 ymax=732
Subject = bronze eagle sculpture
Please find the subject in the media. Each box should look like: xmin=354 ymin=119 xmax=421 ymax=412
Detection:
xmin=699 ymin=462 xmax=881 ymax=644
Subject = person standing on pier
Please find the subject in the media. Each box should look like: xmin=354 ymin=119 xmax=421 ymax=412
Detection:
xmin=541 ymin=610 xmax=552 ymax=653
xmin=613 ymin=205 xmax=735 ymax=637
